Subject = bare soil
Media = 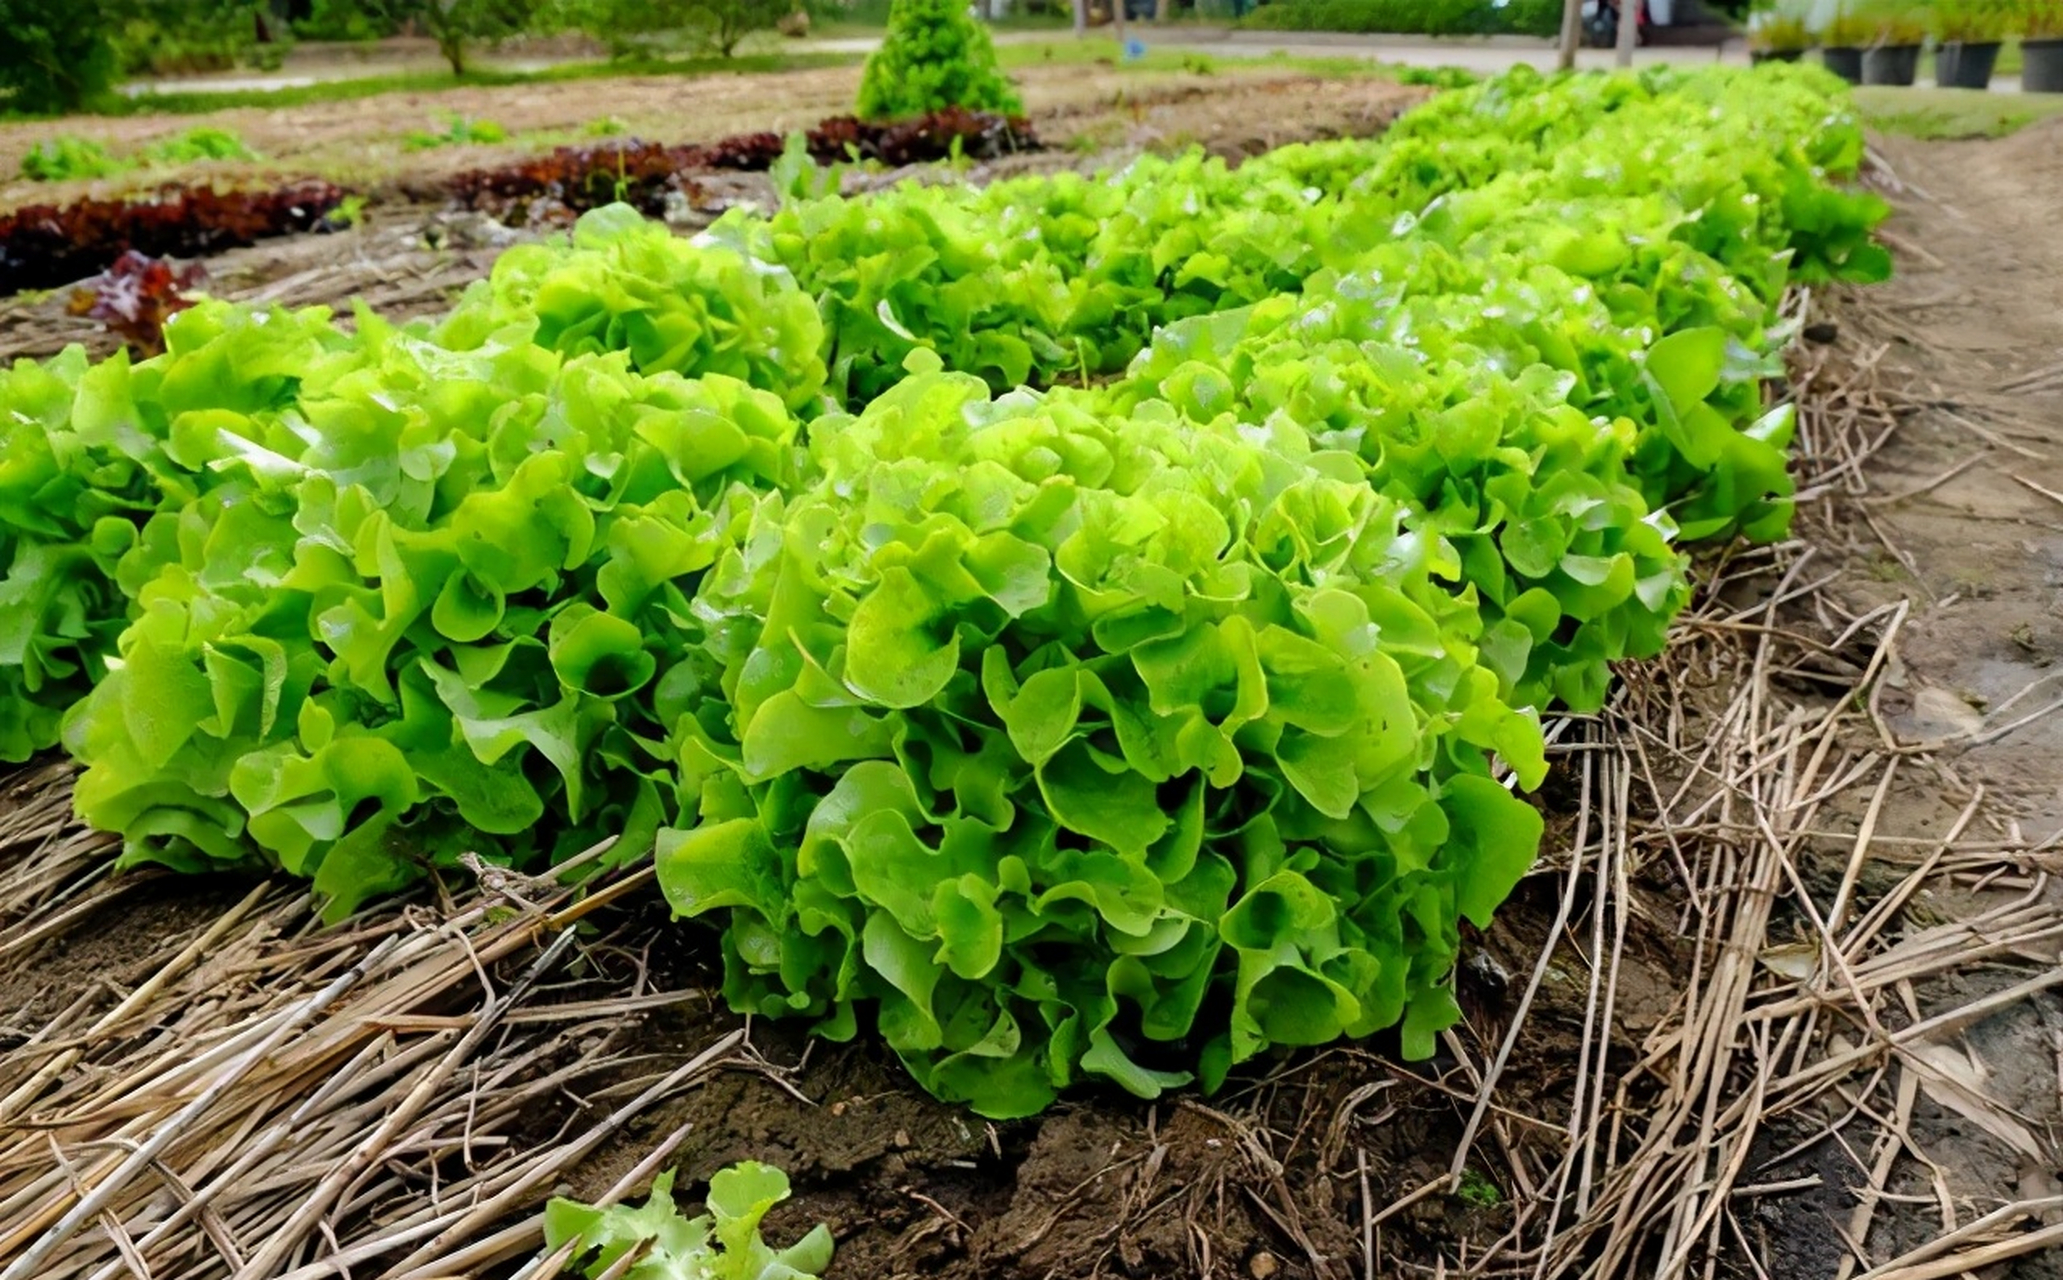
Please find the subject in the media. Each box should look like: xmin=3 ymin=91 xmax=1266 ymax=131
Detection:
xmin=1743 ymin=118 xmax=2063 ymax=1279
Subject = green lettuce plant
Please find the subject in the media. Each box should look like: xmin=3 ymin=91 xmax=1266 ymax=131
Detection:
xmin=545 ymin=1162 xmax=832 ymax=1280
xmin=1114 ymin=273 xmax=1698 ymax=713
xmin=656 ymin=354 xmax=1547 ymax=1116
xmin=143 ymin=126 xmax=261 ymax=165
xmin=19 ymin=136 xmax=127 ymax=182
xmin=437 ymin=206 xmax=829 ymax=414
xmin=405 ymin=114 xmax=510 ymax=151
xmin=66 ymin=329 xmax=797 ymax=911
xmin=0 ymin=303 xmax=355 ymax=761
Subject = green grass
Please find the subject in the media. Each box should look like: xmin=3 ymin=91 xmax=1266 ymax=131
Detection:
xmin=1456 ymin=1168 xmax=1502 ymax=1208
xmin=1854 ymin=85 xmax=2063 ymax=140
xmin=997 ymin=38 xmax=1219 ymax=68
xmin=47 ymin=51 xmax=863 ymax=119
xmin=995 ymin=37 xmax=1410 ymax=79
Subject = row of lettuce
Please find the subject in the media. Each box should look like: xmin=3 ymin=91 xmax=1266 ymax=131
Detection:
xmin=0 ymin=65 xmax=1887 ymax=1118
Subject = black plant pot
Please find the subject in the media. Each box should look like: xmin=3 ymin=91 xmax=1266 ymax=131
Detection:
xmin=1936 ymin=41 xmax=2002 ymax=89
xmin=2027 ymin=38 xmax=2063 ymax=93
xmin=1862 ymin=44 xmax=1922 ymax=85
xmin=1750 ymin=48 xmax=1806 ymax=64
xmin=1821 ymin=46 xmax=1865 ymax=83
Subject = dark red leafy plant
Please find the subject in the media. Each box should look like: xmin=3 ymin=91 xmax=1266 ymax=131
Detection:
xmin=703 ymin=132 xmax=785 ymax=170
xmin=448 ymin=141 xmax=709 ymax=219
xmin=0 ymin=182 xmax=345 ymax=296
xmin=819 ymin=107 xmax=1036 ymax=166
xmin=67 ymin=252 xmax=207 ymax=356
xmin=450 ymin=110 xmax=1037 ymax=222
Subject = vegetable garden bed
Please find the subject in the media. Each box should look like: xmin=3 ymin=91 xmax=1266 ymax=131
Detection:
xmin=12 ymin=60 xmax=2050 ymax=1280
xmin=0 ymin=109 xmax=1034 ymax=300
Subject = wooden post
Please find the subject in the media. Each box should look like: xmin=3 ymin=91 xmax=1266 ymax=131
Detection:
xmin=1614 ymin=0 xmax=1637 ymax=66
xmin=1073 ymin=0 xmax=1088 ymax=35
xmin=1558 ymin=0 xmax=1582 ymax=68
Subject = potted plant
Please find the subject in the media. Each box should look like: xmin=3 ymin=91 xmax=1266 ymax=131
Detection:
xmin=1859 ymin=3 xmax=1928 ymax=84
xmin=1819 ymin=7 xmax=1873 ymax=80
xmin=1750 ymin=11 xmax=1813 ymax=61
xmin=2026 ymin=0 xmax=2063 ymax=91
xmin=1934 ymin=0 xmax=2010 ymax=88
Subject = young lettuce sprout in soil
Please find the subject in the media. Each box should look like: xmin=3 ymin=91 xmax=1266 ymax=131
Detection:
xmin=545 ymin=1162 xmax=833 ymax=1280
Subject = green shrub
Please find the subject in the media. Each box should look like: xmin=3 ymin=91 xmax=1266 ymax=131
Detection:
xmin=855 ymin=0 xmax=1021 ymax=120
xmin=20 ymin=135 xmax=127 ymax=181
xmin=1242 ymin=0 xmax=1560 ymax=37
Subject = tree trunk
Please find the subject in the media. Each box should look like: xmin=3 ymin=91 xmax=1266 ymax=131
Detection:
xmin=1072 ymin=0 xmax=1088 ymax=34
xmin=1154 ymin=0 xmax=1169 ymax=21
xmin=441 ymin=34 xmax=466 ymax=75
xmin=1614 ymin=0 xmax=1637 ymax=67
xmin=1557 ymin=0 xmax=1581 ymax=69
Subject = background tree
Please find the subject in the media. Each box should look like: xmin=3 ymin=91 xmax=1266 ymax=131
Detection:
xmin=116 ymin=0 xmax=291 ymax=78
xmin=855 ymin=0 xmax=1021 ymax=120
xmin=0 ymin=0 xmax=126 ymax=113
xmin=407 ymin=0 xmax=537 ymax=75
xmin=694 ymin=0 xmax=791 ymax=55
xmin=551 ymin=0 xmax=786 ymax=58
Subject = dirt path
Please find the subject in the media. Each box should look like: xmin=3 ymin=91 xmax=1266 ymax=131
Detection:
xmin=1860 ymin=119 xmax=2063 ymax=812
xmin=1756 ymin=118 xmax=2063 ymax=1276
